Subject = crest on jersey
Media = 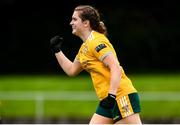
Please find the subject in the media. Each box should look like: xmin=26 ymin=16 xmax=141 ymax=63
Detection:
xmin=95 ymin=44 xmax=107 ymax=52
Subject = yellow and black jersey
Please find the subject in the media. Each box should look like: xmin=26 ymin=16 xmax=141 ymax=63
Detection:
xmin=76 ymin=30 xmax=137 ymax=100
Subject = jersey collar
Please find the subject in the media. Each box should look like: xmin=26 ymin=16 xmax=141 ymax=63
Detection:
xmin=85 ymin=30 xmax=94 ymax=42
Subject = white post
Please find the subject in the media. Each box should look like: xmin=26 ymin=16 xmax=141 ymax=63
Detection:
xmin=35 ymin=93 xmax=44 ymax=123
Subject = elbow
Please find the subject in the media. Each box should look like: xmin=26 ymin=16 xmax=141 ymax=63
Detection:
xmin=66 ymin=70 xmax=78 ymax=77
xmin=65 ymin=65 xmax=82 ymax=77
xmin=66 ymin=72 xmax=76 ymax=77
xmin=68 ymin=74 xmax=76 ymax=77
xmin=64 ymin=65 xmax=77 ymax=77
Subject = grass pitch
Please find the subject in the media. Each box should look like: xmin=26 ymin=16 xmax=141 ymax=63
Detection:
xmin=0 ymin=73 xmax=180 ymax=120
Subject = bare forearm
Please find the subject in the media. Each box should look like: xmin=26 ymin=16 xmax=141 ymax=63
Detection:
xmin=109 ymin=65 xmax=121 ymax=95
xmin=55 ymin=52 xmax=73 ymax=75
xmin=50 ymin=35 xmax=82 ymax=76
xmin=55 ymin=51 xmax=83 ymax=76
xmin=102 ymin=53 xmax=121 ymax=95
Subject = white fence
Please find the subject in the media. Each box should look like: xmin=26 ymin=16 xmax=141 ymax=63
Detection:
xmin=1 ymin=91 xmax=180 ymax=123
xmin=1 ymin=91 xmax=180 ymax=101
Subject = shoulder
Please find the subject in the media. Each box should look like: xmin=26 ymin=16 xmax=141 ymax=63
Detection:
xmin=87 ymin=31 xmax=110 ymax=51
xmin=91 ymin=31 xmax=109 ymax=45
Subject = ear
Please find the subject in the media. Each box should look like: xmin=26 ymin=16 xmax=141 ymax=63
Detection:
xmin=83 ymin=20 xmax=90 ymax=27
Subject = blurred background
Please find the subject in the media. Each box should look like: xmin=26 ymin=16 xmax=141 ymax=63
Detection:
xmin=0 ymin=0 xmax=180 ymax=124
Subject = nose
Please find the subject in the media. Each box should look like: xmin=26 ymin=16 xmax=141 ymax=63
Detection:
xmin=70 ymin=20 xmax=73 ymax=26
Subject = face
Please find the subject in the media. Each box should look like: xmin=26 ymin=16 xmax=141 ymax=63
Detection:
xmin=70 ymin=11 xmax=85 ymax=36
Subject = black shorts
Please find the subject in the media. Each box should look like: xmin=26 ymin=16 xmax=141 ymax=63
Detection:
xmin=96 ymin=92 xmax=141 ymax=122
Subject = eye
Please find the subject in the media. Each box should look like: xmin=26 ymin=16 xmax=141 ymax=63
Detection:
xmin=72 ymin=17 xmax=77 ymax=21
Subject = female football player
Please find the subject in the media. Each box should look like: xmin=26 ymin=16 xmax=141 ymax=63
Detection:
xmin=50 ymin=5 xmax=142 ymax=124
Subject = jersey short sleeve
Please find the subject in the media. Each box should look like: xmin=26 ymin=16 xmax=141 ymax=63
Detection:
xmin=75 ymin=53 xmax=80 ymax=62
xmin=91 ymin=39 xmax=113 ymax=61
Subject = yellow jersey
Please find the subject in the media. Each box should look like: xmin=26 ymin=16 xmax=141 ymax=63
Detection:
xmin=76 ymin=30 xmax=137 ymax=100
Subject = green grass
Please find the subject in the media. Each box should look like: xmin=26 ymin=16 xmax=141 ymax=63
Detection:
xmin=129 ymin=73 xmax=180 ymax=92
xmin=44 ymin=100 xmax=98 ymax=118
xmin=0 ymin=75 xmax=94 ymax=91
xmin=0 ymin=73 xmax=180 ymax=120
xmin=141 ymin=101 xmax=180 ymax=119
xmin=2 ymin=100 xmax=35 ymax=117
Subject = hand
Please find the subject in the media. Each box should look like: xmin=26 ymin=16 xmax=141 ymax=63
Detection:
xmin=50 ymin=35 xmax=64 ymax=53
xmin=100 ymin=93 xmax=116 ymax=109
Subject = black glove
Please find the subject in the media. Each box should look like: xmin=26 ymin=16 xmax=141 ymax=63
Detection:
xmin=50 ymin=35 xmax=63 ymax=53
xmin=100 ymin=93 xmax=116 ymax=109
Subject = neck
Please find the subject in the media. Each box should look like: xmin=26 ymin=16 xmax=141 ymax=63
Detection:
xmin=79 ymin=30 xmax=92 ymax=42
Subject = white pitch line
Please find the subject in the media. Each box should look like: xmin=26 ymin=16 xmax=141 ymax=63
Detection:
xmin=0 ymin=91 xmax=180 ymax=101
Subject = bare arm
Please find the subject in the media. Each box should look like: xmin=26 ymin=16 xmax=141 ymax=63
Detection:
xmin=55 ymin=51 xmax=83 ymax=77
xmin=102 ymin=53 xmax=121 ymax=95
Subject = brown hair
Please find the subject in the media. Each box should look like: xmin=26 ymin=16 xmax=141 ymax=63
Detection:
xmin=74 ymin=5 xmax=107 ymax=35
